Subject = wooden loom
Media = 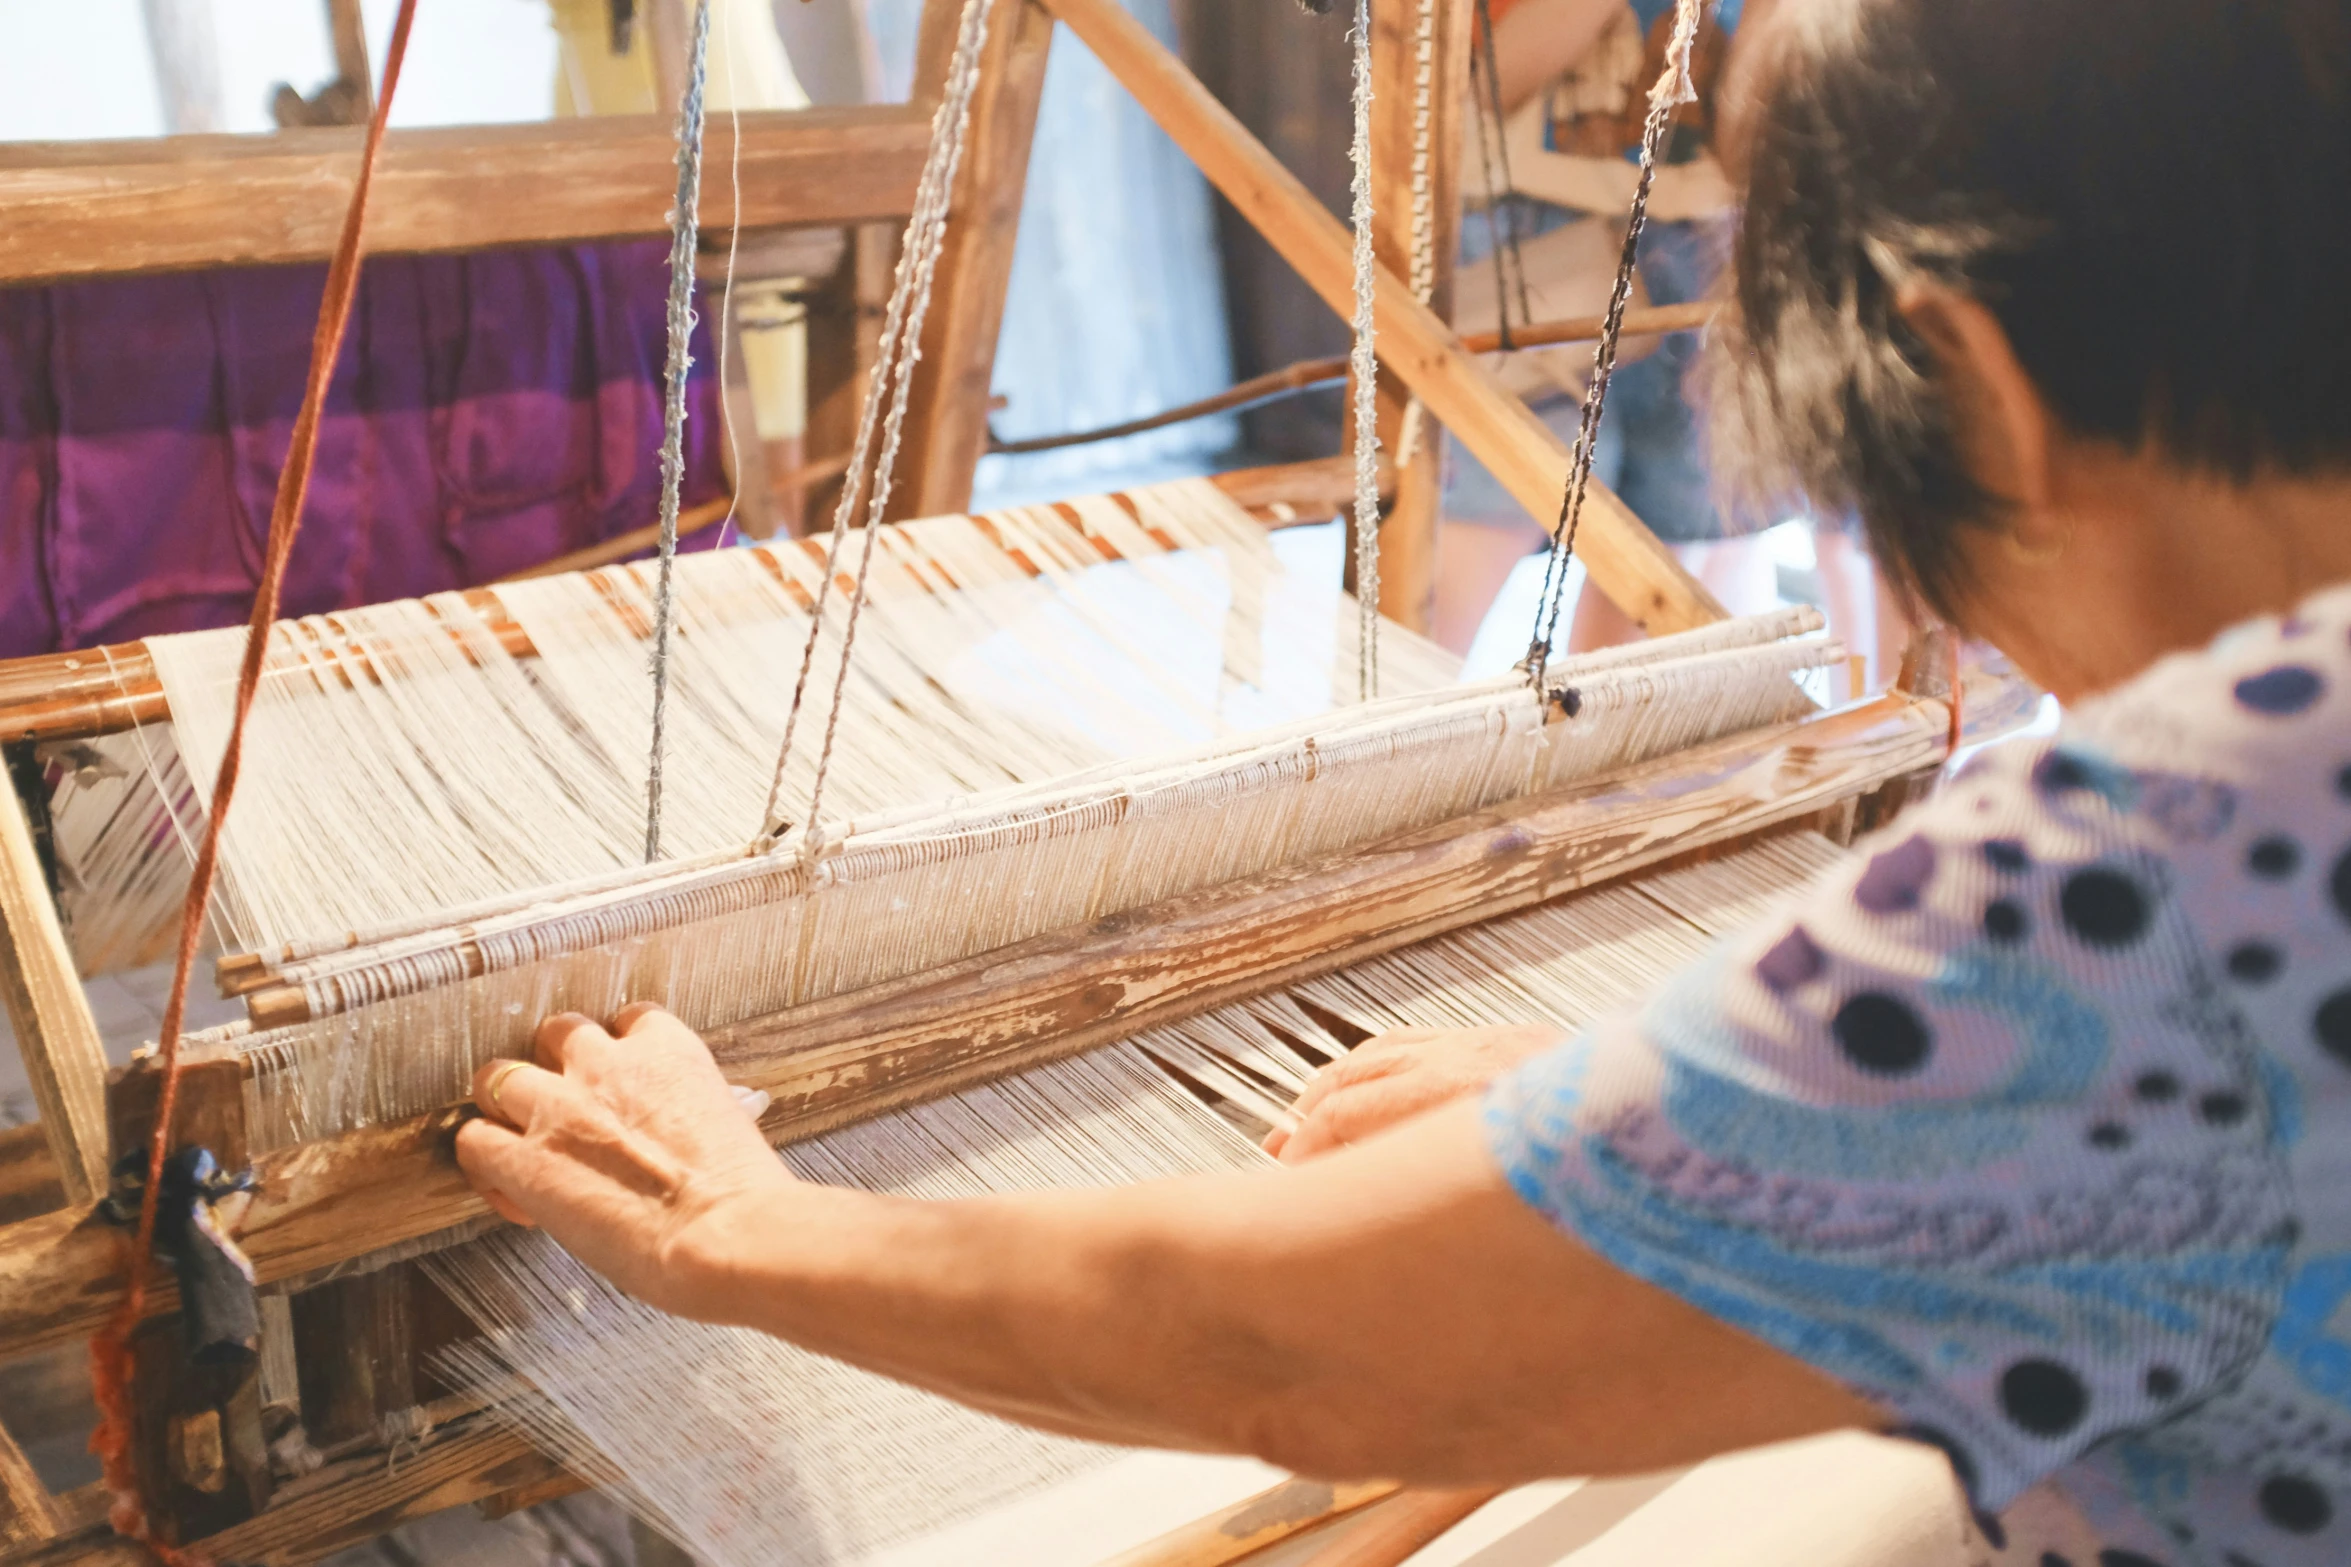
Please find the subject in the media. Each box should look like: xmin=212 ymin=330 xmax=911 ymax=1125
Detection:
xmin=0 ymin=2 xmax=2031 ymax=1563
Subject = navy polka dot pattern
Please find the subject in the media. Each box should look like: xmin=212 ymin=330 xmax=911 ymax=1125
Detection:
xmin=1487 ymin=587 xmax=2351 ymax=1567
xmin=2234 ymin=666 xmax=2324 ymax=715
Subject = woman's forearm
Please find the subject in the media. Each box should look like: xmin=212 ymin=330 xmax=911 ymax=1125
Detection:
xmin=1493 ymin=0 xmax=1626 ymax=116
xmin=694 ymin=1105 xmax=1878 ymax=1482
xmin=694 ymin=1173 xmax=1269 ymax=1453
xmin=457 ymin=1013 xmax=1875 ymax=1483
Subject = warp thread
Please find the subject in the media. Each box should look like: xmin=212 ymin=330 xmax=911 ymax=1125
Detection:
xmin=1347 ymin=0 xmax=1382 ymax=701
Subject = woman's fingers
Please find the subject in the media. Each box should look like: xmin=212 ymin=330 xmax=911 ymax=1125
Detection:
xmin=453 ymin=1116 xmax=540 ymax=1228
xmin=473 ymin=1056 xmax=562 ymax=1128
xmin=534 ymin=1011 xmax=609 ymax=1073
xmin=610 ymin=999 xmax=669 ymax=1039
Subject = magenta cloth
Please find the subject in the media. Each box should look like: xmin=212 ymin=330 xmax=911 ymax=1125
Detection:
xmin=0 ymin=239 xmax=728 ymax=657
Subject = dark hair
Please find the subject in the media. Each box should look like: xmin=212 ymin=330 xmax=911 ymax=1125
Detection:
xmin=1708 ymin=0 xmax=2351 ymax=621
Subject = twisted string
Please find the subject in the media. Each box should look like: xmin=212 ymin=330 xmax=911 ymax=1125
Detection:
xmin=86 ymin=5 xmax=420 ymax=1557
xmin=1524 ymin=0 xmax=1704 ymax=681
xmin=644 ymin=0 xmax=714 ymax=863
xmin=756 ymin=0 xmax=996 ymax=846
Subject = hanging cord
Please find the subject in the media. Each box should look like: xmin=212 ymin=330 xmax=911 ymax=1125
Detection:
xmin=1392 ymin=0 xmax=1439 ymax=470
xmin=712 ymin=4 xmax=748 ymax=552
xmin=755 ymin=0 xmax=995 ymax=846
xmin=1347 ymin=0 xmax=1382 ymax=701
xmin=1523 ymin=0 xmax=1703 ymax=685
xmin=86 ymin=4 xmax=420 ymax=1557
xmin=1469 ymin=0 xmax=1532 ymax=349
xmin=643 ymin=0 xmax=714 ymax=863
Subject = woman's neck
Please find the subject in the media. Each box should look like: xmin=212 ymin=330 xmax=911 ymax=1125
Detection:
xmin=1976 ymin=455 xmax=2351 ymax=705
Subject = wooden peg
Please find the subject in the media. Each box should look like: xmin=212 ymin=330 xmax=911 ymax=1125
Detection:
xmin=108 ymin=1055 xmax=272 ymax=1545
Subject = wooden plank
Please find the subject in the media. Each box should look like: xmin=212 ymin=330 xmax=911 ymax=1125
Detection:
xmin=0 ymin=778 xmax=108 ymax=1208
xmin=0 ymin=108 xmax=931 ymax=285
xmin=1039 ymin=0 xmax=1723 ymax=636
xmin=1365 ymin=0 xmax=1471 ymax=636
xmin=0 ymin=688 xmax=1954 ymax=1360
xmin=0 ymin=1125 xmax=64 ymax=1227
xmin=890 ymin=0 xmax=1058 ymax=520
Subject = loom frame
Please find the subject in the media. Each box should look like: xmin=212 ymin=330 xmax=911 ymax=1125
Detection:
xmin=0 ymin=2 xmax=1989 ymax=1559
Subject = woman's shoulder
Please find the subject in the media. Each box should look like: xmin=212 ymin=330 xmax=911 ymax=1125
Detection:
xmin=2063 ymin=581 xmax=2351 ymax=800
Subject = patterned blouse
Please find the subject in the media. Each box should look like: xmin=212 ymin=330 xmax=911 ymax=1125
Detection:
xmin=1489 ymin=586 xmax=2351 ymax=1567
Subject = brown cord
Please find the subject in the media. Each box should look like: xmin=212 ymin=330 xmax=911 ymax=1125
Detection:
xmin=986 ymin=302 xmax=1715 ymax=457
xmin=88 ymin=4 xmax=420 ymax=1555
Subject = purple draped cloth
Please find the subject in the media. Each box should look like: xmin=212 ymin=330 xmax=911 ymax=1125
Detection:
xmin=0 ymin=239 xmax=727 ymax=658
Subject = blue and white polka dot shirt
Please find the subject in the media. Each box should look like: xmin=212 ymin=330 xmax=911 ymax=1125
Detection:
xmin=1488 ymin=587 xmax=2351 ymax=1567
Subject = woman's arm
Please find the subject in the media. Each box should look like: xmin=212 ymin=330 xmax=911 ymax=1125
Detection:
xmin=457 ymin=1007 xmax=1877 ymax=1484
xmin=1263 ymin=1023 xmax=1565 ymax=1162
xmin=1491 ymin=0 xmax=1627 ymax=116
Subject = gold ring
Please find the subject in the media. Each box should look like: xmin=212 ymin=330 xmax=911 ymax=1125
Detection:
xmin=485 ymin=1060 xmax=529 ymax=1121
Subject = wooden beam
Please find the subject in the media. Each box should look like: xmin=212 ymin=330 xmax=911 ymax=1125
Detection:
xmin=1038 ymin=0 xmax=1724 ymax=636
xmin=0 ymin=688 xmax=1955 ymax=1360
xmin=4 ymin=1409 xmax=563 ymax=1567
xmin=0 ymin=1417 xmax=57 ymax=1553
xmin=890 ymin=0 xmax=1058 ymax=520
xmin=0 ymin=779 xmax=108 ymax=1209
xmin=0 ymin=108 xmax=931 ymax=285
xmin=1365 ymin=0 xmax=1472 ymax=636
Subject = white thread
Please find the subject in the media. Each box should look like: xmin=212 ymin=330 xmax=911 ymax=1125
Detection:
xmin=1348 ymin=0 xmax=1382 ymax=702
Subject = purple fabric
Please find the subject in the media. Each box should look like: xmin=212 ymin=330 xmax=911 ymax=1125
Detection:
xmin=0 ymin=239 xmax=727 ymax=657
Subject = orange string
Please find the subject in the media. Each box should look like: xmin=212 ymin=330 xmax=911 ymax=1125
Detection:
xmin=89 ymin=4 xmax=419 ymax=1555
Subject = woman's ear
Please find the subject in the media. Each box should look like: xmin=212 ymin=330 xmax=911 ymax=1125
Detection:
xmin=1894 ymin=283 xmax=2057 ymax=520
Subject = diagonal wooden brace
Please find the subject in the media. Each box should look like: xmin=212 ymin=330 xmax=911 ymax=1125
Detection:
xmin=1038 ymin=0 xmax=1725 ymax=636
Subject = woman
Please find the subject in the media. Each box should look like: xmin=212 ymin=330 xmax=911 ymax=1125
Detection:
xmin=457 ymin=2 xmax=2351 ymax=1561
xmin=1438 ymin=0 xmax=1776 ymax=656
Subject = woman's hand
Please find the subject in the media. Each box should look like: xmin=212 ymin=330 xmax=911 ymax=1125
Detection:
xmin=453 ymin=1004 xmax=790 ymax=1319
xmin=1266 ymin=1023 xmax=1568 ymax=1164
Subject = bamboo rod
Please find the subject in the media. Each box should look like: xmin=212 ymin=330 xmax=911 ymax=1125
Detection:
xmin=1098 ymin=1479 xmax=1402 ymax=1567
xmin=1290 ymin=1487 xmax=1501 ymax=1567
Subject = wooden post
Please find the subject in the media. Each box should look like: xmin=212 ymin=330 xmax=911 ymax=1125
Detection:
xmin=889 ymin=0 xmax=1058 ymax=521
xmin=1040 ymin=0 xmax=1724 ymax=635
xmin=1364 ymin=0 xmax=1471 ymax=636
xmin=139 ymin=0 xmax=225 ymax=135
xmin=803 ymin=223 xmax=900 ymax=532
xmin=0 ymin=762 xmax=109 ymax=1209
xmin=327 ymin=0 xmax=375 ymax=117
xmin=708 ymin=283 xmax=779 ymax=538
xmin=109 ymin=1057 xmax=272 ymax=1546
xmin=0 ymin=1417 xmax=57 ymax=1551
